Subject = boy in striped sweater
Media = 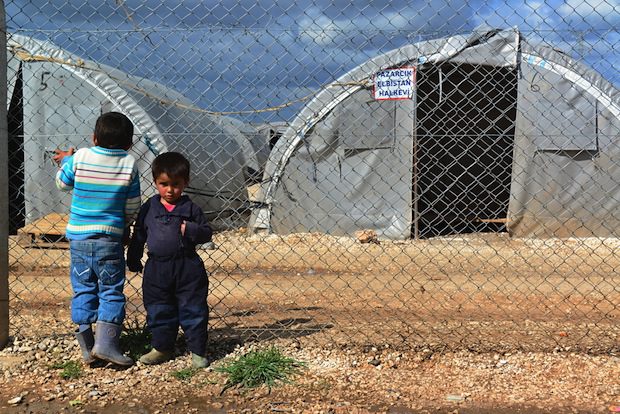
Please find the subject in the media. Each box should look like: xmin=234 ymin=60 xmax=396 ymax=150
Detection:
xmin=53 ymin=111 xmax=141 ymax=367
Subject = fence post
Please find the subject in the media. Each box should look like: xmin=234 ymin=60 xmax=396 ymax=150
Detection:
xmin=0 ymin=0 xmax=9 ymax=350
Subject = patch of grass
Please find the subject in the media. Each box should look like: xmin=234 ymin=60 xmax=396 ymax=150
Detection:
xmin=171 ymin=367 xmax=197 ymax=381
xmin=50 ymin=360 xmax=82 ymax=379
xmin=215 ymin=346 xmax=305 ymax=394
xmin=120 ymin=324 xmax=152 ymax=361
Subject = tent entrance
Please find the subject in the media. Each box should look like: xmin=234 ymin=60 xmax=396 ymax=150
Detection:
xmin=8 ymin=62 xmax=24 ymax=235
xmin=414 ymin=63 xmax=517 ymax=238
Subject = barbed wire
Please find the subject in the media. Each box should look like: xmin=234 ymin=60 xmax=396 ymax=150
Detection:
xmin=9 ymin=26 xmax=613 ymax=36
xmin=9 ymin=45 xmax=371 ymax=115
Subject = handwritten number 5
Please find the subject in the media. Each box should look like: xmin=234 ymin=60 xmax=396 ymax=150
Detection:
xmin=40 ymin=71 xmax=51 ymax=91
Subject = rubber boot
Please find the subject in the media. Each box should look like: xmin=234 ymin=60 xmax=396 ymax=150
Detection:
xmin=191 ymin=353 xmax=209 ymax=369
xmin=139 ymin=348 xmax=173 ymax=365
xmin=74 ymin=328 xmax=96 ymax=365
xmin=91 ymin=321 xmax=134 ymax=366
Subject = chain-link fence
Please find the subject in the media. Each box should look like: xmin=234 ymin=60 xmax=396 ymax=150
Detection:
xmin=4 ymin=0 xmax=620 ymax=353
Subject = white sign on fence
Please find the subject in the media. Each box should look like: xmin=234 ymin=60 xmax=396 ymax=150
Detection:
xmin=373 ymin=67 xmax=416 ymax=100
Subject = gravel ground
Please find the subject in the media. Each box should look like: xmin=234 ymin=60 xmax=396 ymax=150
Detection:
xmin=0 ymin=318 xmax=619 ymax=413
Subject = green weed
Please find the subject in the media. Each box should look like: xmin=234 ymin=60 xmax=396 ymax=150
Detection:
xmin=120 ymin=324 xmax=152 ymax=361
xmin=215 ymin=346 xmax=305 ymax=394
xmin=50 ymin=360 xmax=82 ymax=379
xmin=171 ymin=367 xmax=197 ymax=381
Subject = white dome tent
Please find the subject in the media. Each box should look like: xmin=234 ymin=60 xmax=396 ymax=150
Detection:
xmin=250 ymin=27 xmax=620 ymax=239
xmin=7 ymin=33 xmax=259 ymax=232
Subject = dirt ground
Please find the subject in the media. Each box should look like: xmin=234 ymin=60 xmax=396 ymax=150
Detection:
xmin=2 ymin=231 xmax=620 ymax=412
xmin=1 ymin=338 xmax=618 ymax=414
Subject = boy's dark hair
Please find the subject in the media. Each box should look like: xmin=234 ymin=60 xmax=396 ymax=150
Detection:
xmin=152 ymin=152 xmax=191 ymax=182
xmin=94 ymin=112 xmax=134 ymax=149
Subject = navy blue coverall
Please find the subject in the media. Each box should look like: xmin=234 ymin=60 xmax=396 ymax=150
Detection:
xmin=126 ymin=195 xmax=213 ymax=356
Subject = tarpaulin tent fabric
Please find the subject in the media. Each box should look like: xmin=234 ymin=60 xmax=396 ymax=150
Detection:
xmin=7 ymin=33 xmax=259 ymax=228
xmin=250 ymin=27 xmax=620 ymax=239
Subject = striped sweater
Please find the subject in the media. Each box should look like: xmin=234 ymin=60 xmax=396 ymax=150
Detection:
xmin=56 ymin=146 xmax=141 ymax=240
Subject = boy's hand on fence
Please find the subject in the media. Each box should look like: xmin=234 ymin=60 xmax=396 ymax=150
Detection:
xmin=127 ymin=261 xmax=143 ymax=273
xmin=52 ymin=147 xmax=76 ymax=165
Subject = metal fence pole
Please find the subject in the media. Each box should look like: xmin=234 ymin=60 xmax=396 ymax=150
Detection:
xmin=0 ymin=0 xmax=9 ymax=350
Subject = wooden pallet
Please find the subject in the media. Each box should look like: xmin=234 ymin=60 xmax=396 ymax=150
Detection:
xmin=17 ymin=213 xmax=69 ymax=248
xmin=474 ymin=218 xmax=509 ymax=224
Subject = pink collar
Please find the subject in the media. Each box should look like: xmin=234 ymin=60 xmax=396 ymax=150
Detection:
xmin=161 ymin=199 xmax=176 ymax=212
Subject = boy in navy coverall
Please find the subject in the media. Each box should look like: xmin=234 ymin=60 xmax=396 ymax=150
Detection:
xmin=127 ymin=152 xmax=212 ymax=368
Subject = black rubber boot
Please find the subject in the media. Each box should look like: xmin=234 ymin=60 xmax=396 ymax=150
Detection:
xmin=74 ymin=327 xmax=96 ymax=365
xmin=91 ymin=321 xmax=134 ymax=366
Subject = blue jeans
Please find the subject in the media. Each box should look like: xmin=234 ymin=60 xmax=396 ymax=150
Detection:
xmin=69 ymin=240 xmax=127 ymax=325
